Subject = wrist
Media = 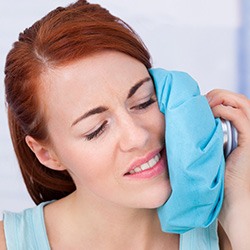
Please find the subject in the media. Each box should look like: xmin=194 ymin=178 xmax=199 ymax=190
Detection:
xmin=219 ymin=197 xmax=250 ymax=249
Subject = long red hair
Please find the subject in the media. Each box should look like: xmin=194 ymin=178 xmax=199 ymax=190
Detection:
xmin=4 ymin=0 xmax=151 ymax=204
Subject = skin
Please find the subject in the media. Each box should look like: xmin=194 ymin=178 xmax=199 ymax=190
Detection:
xmin=207 ymin=90 xmax=250 ymax=249
xmin=38 ymin=51 xmax=170 ymax=209
xmin=0 ymin=222 xmax=5 ymax=249
xmin=28 ymin=51 xmax=176 ymax=249
xmin=0 ymin=51 xmax=250 ymax=249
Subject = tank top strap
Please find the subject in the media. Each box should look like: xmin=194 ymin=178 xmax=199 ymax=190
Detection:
xmin=3 ymin=201 xmax=52 ymax=250
xmin=180 ymin=220 xmax=220 ymax=250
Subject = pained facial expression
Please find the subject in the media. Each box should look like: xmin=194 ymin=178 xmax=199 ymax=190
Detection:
xmin=41 ymin=51 xmax=171 ymax=209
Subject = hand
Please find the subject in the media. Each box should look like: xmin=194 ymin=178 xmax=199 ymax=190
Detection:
xmin=206 ymin=89 xmax=250 ymax=249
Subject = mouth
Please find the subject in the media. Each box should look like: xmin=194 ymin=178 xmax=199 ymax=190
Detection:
xmin=125 ymin=150 xmax=161 ymax=175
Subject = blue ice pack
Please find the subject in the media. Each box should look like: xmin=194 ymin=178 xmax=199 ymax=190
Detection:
xmin=149 ymin=68 xmax=225 ymax=234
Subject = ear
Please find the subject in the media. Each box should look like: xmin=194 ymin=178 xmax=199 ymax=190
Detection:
xmin=25 ymin=135 xmax=66 ymax=171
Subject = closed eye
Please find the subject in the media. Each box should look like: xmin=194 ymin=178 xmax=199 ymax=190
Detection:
xmin=131 ymin=98 xmax=156 ymax=110
xmin=84 ymin=120 xmax=108 ymax=141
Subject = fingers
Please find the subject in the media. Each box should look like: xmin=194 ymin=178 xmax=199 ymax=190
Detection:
xmin=206 ymin=89 xmax=250 ymax=120
xmin=205 ymin=89 xmax=250 ymax=144
xmin=211 ymin=105 xmax=250 ymax=144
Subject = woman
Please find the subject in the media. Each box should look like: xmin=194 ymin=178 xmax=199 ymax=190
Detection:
xmin=1 ymin=0 xmax=250 ymax=249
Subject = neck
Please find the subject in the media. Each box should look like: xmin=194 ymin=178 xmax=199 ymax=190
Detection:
xmin=46 ymin=191 xmax=179 ymax=249
xmin=72 ymin=190 xmax=160 ymax=233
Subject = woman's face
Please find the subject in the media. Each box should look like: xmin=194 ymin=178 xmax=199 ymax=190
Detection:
xmin=42 ymin=51 xmax=171 ymax=209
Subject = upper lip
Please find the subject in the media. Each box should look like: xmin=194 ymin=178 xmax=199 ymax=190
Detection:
xmin=124 ymin=147 xmax=163 ymax=175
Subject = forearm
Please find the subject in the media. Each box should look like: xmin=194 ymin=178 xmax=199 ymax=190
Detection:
xmin=206 ymin=89 xmax=250 ymax=249
xmin=220 ymin=196 xmax=250 ymax=250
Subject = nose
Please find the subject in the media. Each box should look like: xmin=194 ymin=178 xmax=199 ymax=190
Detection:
xmin=118 ymin=112 xmax=149 ymax=152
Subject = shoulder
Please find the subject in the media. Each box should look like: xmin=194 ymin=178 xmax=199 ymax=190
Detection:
xmin=0 ymin=202 xmax=53 ymax=249
xmin=0 ymin=221 xmax=7 ymax=249
xmin=218 ymin=222 xmax=232 ymax=250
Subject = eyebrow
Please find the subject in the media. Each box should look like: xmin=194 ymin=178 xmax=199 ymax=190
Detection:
xmin=71 ymin=76 xmax=151 ymax=127
xmin=71 ymin=106 xmax=108 ymax=127
xmin=127 ymin=77 xmax=151 ymax=99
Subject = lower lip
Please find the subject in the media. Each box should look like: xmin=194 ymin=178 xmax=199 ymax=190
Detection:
xmin=124 ymin=149 xmax=167 ymax=179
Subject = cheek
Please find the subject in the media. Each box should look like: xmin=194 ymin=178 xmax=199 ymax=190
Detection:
xmin=48 ymin=118 xmax=118 ymax=188
xmin=58 ymin=142 xmax=115 ymax=186
xmin=151 ymin=107 xmax=165 ymax=138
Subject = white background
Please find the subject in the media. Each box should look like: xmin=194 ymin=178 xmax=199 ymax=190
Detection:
xmin=0 ymin=0 xmax=240 ymax=214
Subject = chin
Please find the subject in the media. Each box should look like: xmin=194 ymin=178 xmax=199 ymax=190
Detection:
xmin=135 ymin=184 xmax=172 ymax=209
xmin=147 ymin=190 xmax=172 ymax=209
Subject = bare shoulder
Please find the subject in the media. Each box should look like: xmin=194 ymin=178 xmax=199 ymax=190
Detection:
xmin=0 ymin=221 xmax=6 ymax=250
xmin=218 ymin=222 xmax=232 ymax=250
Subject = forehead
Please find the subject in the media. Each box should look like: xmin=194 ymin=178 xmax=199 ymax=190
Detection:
xmin=40 ymin=51 xmax=150 ymax=121
xmin=44 ymin=51 xmax=149 ymax=98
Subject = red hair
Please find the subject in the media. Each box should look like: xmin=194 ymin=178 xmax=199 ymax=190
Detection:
xmin=4 ymin=0 xmax=151 ymax=204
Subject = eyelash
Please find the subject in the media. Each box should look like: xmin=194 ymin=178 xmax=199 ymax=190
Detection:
xmin=131 ymin=98 xmax=156 ymax=110
xmin=85 ymin=120 xmax=108 ymax=141
xmin=85 ymin=98 xmax=156 ymax=141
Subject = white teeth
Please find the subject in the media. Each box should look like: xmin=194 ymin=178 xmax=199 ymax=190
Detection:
xmin=141 ymin=163 xmax=149 ymax=170
xmin=148 ymin=158 xmax=156 ymax=167
xmin=129 ymin=153 xmax=161 ymax=174
xmin=155 ymin=154 xmax=160 ymax=162
xmin=134 ymin=167 xmax=141 ymax=173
